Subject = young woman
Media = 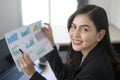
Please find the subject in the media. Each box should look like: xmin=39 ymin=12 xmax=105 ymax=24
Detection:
xmin=19 ymin=5 xmax=120 ymax=80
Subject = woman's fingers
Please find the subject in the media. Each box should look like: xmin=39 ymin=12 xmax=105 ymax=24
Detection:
xmin=24 ymin=53 xmax=31 ymax=63
xmin=19 ymin=53 xmax=32 ymax=67
xmin=41 ymin=23 xmax=55 ymax=46
xmin=19 ymin=52 xmax=35 ymax=78
xmin=19 ymin=53 xmax=27 ymax=68
xmin=44 ymin=23 xmax=51 ymax=28
xmin=42 ymin=27 xmax=48 ymax=33
xmin=44 ymin=23 xmax=52 ymax=31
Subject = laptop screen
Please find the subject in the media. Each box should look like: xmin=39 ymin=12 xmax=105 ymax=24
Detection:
xmin=0 ymin=38 xmax=14 ymax=76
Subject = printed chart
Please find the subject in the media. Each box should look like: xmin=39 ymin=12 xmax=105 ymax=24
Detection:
xmin=5 ymin=21 xmax=53 ymax=71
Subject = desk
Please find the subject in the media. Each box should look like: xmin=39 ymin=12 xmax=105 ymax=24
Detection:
xmin=41 ymin=61 xmax=57 ymax=80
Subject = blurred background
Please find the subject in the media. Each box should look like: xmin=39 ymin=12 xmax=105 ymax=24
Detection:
xmin=0 ymin=0 xmax=120 ymax=80
xmin=0 ymin=0 xmax=120 ymax=44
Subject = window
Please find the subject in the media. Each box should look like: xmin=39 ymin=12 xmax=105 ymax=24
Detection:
xmin=21 ymin=0 xmax=77 ymax=44
xmin=21 ymin=0 xmax=49 ymax=25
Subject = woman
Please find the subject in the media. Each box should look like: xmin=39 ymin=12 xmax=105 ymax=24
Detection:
xmin=19 ymin=5 xmax=120 ymax=80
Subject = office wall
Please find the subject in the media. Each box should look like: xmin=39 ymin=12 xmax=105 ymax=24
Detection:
xmin=109 ymin=0 xmax=120 ymax=29
xmin=89 ymin=0 xmax=120 ymax=29
xmin=0 ymin=0 xmax=22 ymax=39
xmin=89 ymin=0 xmax=111 ymax=21
xmin=0 ymin=0 xmax=120 ymax=40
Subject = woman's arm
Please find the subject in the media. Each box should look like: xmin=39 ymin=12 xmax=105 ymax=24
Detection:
xmin=30 ymin=72 xmax=46 ymax=80
xmin=45 ymin=46 xmax=68 ymax=79
xmin=42 ymin=24 xmax=76 ymax=79
xmin=41 ymin=23 xmax=55 ymax=47
xmin=45 ymin=46 xmax=76 ymax=80
xmin=19 ymin=52 xmax=47 ymax=80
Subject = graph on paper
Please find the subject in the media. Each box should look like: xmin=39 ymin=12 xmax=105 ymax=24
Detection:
xmin=5 ymin=21 xmax=53 ymax=71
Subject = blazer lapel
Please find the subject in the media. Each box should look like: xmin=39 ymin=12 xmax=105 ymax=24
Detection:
xmin=79 ymin=44 xmax=102 ymax=69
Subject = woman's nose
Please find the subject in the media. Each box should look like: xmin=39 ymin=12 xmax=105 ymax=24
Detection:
xmin=73 ymin=30 xmax=80 ymax=38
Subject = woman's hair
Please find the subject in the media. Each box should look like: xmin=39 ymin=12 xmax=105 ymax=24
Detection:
xmin=66 ymin=5 xmax=120 ymax=73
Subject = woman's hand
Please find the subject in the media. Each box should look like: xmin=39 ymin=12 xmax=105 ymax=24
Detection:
xmin=42 ymin=23 xmax=55 ymax=47
xmin=19 ymin=52 xmax=36 ymax=78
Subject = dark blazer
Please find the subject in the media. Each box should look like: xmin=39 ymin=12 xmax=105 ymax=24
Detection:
xmin=30 ymin=44 xmax=115 ymax=80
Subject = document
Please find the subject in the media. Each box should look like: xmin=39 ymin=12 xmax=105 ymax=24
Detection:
xmin=5 ymin=21 xmax=53 ymax=71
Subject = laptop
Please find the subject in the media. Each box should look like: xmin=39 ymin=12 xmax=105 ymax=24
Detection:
xmin=0 ymin=38 xmax=46 ymax=80
xmin=0 ymin=64 xmax=29 ymax=80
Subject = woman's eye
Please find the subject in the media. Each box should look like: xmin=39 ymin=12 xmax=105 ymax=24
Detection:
xmin=73 ymin=26 xmax=77 ymax=29
xmin=71 ymin=24 xmax=76 ymax=29
xmin=84 ymin=28 xmax=88 ymax=31
xmin=81 ymin=27 xmax=89 ymax=32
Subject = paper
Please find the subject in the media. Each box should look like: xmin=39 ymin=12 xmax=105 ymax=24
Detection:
xmin=5 ymin=21 xmax=53 ymax=71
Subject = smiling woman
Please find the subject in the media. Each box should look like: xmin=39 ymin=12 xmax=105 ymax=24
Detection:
xmin=19 ymin=5 xmax=120 ymax=80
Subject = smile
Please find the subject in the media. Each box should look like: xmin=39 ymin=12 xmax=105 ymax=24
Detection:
xmin=72 ymin=39 xmax=83 ymax=45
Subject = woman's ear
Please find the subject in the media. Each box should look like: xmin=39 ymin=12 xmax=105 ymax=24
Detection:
xmin=96 ymin=29 xmax=106 ymax=42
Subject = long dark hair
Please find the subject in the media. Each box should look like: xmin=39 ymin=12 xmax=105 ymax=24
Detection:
xmin=66 ymin=5 xmax=120 ymax=73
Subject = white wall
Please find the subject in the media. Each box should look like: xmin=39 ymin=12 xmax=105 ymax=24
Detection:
xmin=89 ymin=0 xmax=120 ymax=29
xmin=89 ymin=0 xmax=111 ymax=21
xmin=0 ymin=0 xmax=22 ymax=39
xmin=109 ymin=0 xmax=120 ymax=29
xmin=0 ymin=0 xmax=120 ymax=42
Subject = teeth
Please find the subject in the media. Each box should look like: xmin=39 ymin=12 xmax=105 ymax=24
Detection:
xmin=73 ymin=40 xmax=82 ymax=44
xmin=74 ymin=40 xmax=80 ymax=43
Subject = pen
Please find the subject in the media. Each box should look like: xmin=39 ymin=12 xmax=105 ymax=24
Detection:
xmin=19 ymin=49 xmax=23 ymax=54
xmin=19 ymin=49 xmax=36 ymax=66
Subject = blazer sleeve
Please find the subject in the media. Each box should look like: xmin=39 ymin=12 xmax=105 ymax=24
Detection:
xmin=45 ymin=46 xmax=76 ymax=80
xmin=30 ymin=72 xmax=47 ymax=80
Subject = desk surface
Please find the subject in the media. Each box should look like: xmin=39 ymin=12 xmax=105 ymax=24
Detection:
xmin=41 ymin=61 xmax=57 ymax=80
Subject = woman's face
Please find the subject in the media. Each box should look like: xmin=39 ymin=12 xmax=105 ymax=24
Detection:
xmin=69 ymin=14 xmax=101 ymax=53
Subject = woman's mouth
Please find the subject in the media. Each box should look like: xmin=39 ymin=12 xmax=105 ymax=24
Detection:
xmin=72 ymin=39 xmax=83 ymax=45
